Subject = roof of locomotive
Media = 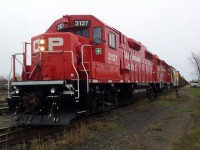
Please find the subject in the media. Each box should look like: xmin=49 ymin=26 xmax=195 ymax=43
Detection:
xmin=46 ymin=14 xmax=110 ymax=33
xmin=46 ymin=15 xmax=144 ymax=43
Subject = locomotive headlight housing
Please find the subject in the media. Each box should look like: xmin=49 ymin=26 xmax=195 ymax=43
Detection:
xmin=38 ymin=38 xmax=47 ymax=52
xmin=50 ymin=87 xmax=56 ymax=94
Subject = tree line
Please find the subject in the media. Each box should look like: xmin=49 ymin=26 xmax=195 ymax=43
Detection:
xmin=0 ymin=76 xmax=8 ymax=90
xmin=189 ymin=51 xmax=200 ymax=81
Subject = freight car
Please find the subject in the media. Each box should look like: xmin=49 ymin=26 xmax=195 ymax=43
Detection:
xmin=7 ymin=15 xmax=185 ymax=125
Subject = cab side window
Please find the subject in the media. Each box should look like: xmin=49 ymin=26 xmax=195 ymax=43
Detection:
xmin=93 ymin=27 xmax=102 ymax=44
xmin=109 ymin=32 xmax=116 ymax=49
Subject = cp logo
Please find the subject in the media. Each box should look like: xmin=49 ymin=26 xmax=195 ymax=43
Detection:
xmin=33 ymin=37 xmax=64 ymax=53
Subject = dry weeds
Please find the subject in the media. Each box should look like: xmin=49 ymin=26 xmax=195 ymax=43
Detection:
xmin=16 ymin=119 xmax=120 ymax=150
xmin=173 ymin=88 xmax=200 ymax=150
xmin=136 ymin=99 xmax=150 ymax=112
xmin=148 ymin=123 xmax=163 ymax=131
xmin=0 ymin=90 xmax=7 ymax=102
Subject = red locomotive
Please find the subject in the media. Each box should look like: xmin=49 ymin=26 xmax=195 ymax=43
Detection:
xmin=7 ymin=15 xmax=184 ymax=125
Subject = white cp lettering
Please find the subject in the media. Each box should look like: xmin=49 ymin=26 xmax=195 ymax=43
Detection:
xmin=48 ymin=37 xmax=64 ymax=51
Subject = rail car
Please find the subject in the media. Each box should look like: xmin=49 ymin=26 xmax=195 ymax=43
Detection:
xmin=7 ymin=14 xmax=186 ymax=125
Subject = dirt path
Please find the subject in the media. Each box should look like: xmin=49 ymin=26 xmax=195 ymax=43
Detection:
xmin=64 ymin=86 xmax=195 ymax=150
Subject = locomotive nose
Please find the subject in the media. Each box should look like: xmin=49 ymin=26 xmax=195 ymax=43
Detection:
xmin=30 ymin=33 xmax=79 ymax=81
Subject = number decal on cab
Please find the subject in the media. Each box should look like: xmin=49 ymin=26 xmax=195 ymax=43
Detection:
xmin=73 ymin=20 xmax=91 ymax=27
xmin=108 ymin=53 xmax=118 ymax=62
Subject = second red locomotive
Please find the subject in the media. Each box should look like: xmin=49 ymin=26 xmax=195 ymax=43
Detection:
xmin=8 ymin=15 xmax=183 ymax=125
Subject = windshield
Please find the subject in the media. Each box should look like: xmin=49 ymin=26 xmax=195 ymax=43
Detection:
xmin=74 ymin=29 xmax=89 ymax=38
xmin=57 ymin=27 xmax=89 ymax=38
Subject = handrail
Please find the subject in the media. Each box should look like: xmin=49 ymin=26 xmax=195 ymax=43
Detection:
xmin=8 ymin=52 xmax=25 ymax=97
xmin=15 ymin=57 xmax=24 ymax=66
xmin=42 ymin=50 xmax=63 ymax=53
xmin=7 ymin=57 xmax=13 ymax=97
xmin=80 ymin=44 xmax=92 ymax=93
xmin=23 ymin=42 xmax=31 ymax=71
xmin=63 ymin=51 xmax=80 ymax=99
xmin=12 ymin=53 xmax=24 ymax=81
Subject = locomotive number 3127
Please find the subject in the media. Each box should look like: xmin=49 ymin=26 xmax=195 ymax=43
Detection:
xmin=73 ymin=20 xmax=91 ymax=27
xmin=108 ymin=53 xmax=118 ymax=62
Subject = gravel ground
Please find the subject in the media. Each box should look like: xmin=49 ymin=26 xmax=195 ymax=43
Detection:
xmin=60 ymin=86 xmax=194 ymax=150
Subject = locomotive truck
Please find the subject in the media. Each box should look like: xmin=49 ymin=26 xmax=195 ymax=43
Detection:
xmin=7 ymin=15 xmax=183 ymax=125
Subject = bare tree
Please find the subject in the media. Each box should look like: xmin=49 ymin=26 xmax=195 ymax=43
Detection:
xmin=188 ymin=52 xmax=200 ymax=80
xmin=0 ymin=76 xmax=8 ymax=90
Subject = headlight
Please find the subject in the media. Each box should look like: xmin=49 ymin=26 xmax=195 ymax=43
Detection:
xmin=39 ymin=39 xmax=45 ymax=44
xmin=50 ymin=88 xmax=56 ymax=94
xmin=39 ymin=46 xmax=45 ymax=51
xmin=15 ymin=88 xmax=19 ymax=94
xmin=38 ymin=38 xmax=47 ymax=52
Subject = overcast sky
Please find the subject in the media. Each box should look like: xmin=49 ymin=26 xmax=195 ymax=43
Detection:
xmin=0 ymin=0 xmax=200 ymax=81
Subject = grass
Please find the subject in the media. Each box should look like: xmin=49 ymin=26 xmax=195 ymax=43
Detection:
xmin=136 ymin=100 xmax=150 ymax=112
xmin=173 ymin=88 xmax=200 ymax=150
xmin=104 ymin=121 xmax=120 ymax=131
xmin=189 ymin=88 xmax=200 ymax=118
xmin=155 ymin=89 xmax=187 ymax=107
xmin=17 ymin=119 xmax=120 ymax=150
xmin=165 ymin=107 xmax=188 ymax=119
xmin=156 ymin=93 xmax=177 ymax=106
xmin=173 ymin=126 xmax=200 ymax=150
xmin=190 ymin=88 xmax=200 ymax=97
xmin=156 ymin=99 xmax=176 ymax=107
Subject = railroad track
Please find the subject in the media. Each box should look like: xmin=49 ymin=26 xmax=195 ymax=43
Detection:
xmin=0 ymin=106 xmax=9 ymax=115
xmin=0 ymin=124 xmax=26 ymax=148
xmin=0 ymin=124 xmax=66 ymax=149
xmin=0 ymin=102 xmax=8 ymax=107
xmin=0 ymin=124 xmax=23 ymax=138
xmin=0 ymin=101 xmax=9 ymax=115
